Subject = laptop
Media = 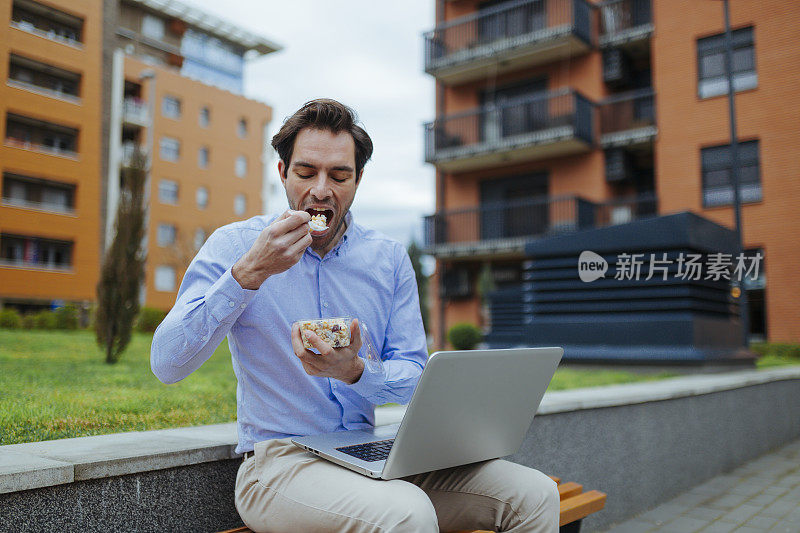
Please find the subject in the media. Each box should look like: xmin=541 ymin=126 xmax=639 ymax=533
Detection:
xmin=292 ymin=347 xmax=562 ymax=480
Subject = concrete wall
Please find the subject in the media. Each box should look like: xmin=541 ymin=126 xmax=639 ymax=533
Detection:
xmin=514 ymin=378 xmax=800 ymax=530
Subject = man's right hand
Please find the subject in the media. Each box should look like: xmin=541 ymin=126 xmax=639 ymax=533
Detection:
xmin=232 ymin=210 xmax=312 ymax=290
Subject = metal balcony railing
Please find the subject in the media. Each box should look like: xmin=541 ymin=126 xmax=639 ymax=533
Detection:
xmin=425 ymin=89 xmax=593 ymax=163
xmin=424 ymin=0 xmax=593 ymax=72
xmin=423 ymin=193 xmax=658 ymax=250
xmin=599 ymin=0 xmax=652 ymax=43
xmin=599 ymin=88 xmax=655 ymax=136
xmin=594 ymin=192 xmax=657 ymax=227
xmin=123 ymin=98 xmax=150 ymax=126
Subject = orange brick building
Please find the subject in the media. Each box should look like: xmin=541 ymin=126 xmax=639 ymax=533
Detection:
xmin=0 ymin=0 xmax=279 ymax=313
xmin=1 ymin=0 xmax=104 ymax=309
xmin=424 ymin=0 xmax=799 ymax=347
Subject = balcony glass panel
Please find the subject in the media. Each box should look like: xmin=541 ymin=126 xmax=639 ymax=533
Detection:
xmin=1 ymin=173 xmax=75 ymax=213
xmin=0 ymin=233 xmax=73 ymax=270
xmin=8 ymin=54 xmax=81 ymax=99
xmin=10 ymin=0 xmax=83 ymax=45
xmin=5 ymin=113 xmax=78 ymax=157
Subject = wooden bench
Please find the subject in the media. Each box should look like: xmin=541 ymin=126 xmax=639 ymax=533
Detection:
xmin=219 ymin=475 xmax=606 ymax=533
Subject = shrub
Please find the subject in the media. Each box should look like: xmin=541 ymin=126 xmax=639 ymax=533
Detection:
xmin=136 ymin=307 xmax=167 ymax=333
xmin=0 ymin=308 xmax=22 ymax=329
xmin=21 ymin=314 xmax=36 ymax=329
xmin=752 ymin=343 xmax=800 ymax=359
xmin=53 ymin=304 xmax=80 ymax=330
xmin=447 ymin=322 xmax=483 ymax=350
xmin=33 ymin=310 xmax=57 ymax=330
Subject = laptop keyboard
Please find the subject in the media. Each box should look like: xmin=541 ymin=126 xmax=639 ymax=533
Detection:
xmin=336 ymin=439 xmax=395 ymax=462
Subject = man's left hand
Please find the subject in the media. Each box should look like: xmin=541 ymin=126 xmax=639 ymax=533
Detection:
xmin=291 ymin=318 xmax=364 ymax=384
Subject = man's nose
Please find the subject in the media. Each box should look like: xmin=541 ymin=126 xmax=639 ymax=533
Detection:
xmin=309 ymin=174 xmax=331 ymax=200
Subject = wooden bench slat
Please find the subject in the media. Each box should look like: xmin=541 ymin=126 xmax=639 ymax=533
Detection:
xmin=549 ymin=475 xmax=561 ymax=485
xmin=558 ymin=481 xmax=583 ymax=500
xmin=217 ymin=528 xmax=251 ymax=533
xmin=559 ymin=490 xmax=607 ymax=527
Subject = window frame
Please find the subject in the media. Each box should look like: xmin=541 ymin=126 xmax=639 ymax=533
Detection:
xmin=158 ymin=178 xmax=179 ymax=205
xmin=701 ymin=139 xmax=762 ymax=208
xmin=697 ymin=26 xmax=757 ymax=99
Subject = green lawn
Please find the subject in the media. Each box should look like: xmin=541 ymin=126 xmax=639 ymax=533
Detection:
xmin=1 ymin=329 xmax=237 ymax=445
xmin=1 ymin=329 xmax=797 ymax=445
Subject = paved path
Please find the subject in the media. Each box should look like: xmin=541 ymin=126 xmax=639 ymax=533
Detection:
xmin=603 ymin=439 xmax=800 ymax=532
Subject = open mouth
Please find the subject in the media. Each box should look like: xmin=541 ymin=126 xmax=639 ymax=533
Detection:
xmin=305 ymin=207 xmax=334 ymax=234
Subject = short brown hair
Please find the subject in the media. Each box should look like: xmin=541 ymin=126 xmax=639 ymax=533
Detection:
xmin=271 ymin=98 xmax=373 ymax=180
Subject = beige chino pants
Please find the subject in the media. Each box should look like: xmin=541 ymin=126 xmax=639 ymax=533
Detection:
xmin=235 ymin=437 xmax=559 ymax=533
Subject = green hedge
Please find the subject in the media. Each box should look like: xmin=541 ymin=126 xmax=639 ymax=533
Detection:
xmin=2 ymin=305 xmax=80 ymax=330
xmin=751 ymin=343 xmax=800 ymax=359
xmin=0 ymin=309 xmax=22 ymax=329
xmin=447 ymin=322 xmax=483 ymax=351
xmin=136 ymin=307 xmax=168 ymax=332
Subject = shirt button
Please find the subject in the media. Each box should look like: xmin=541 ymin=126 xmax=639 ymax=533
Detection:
xmin=229 ymin=301 xmax=235 ymax=308
xmin=201 ymin=335 xmax=208 ymax=341
xmin=240 ymin=303 xmax=246 ymax=309
xmin=323 ymin=302 xmax=329 ymax=308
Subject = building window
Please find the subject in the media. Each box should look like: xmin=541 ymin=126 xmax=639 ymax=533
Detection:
xmin=701 ymin=140 xmax=761 ymax=207
xmin=196 ymin=186 xmax=208 ymax=209
xmin=237 ymin=118 xmax=247 ymax=138
xmin=5 ymin=113 xmax=78 ymax=156
xmin=142 ymin=14 xmax=165 ymax=40
xmin=158 ymin=179 xmax=179 ymax=204
xmin=234 ymin=193 xmax=246 ymax=215
xmin=235 ymin=155 xmax=247 ymax=177
xmin=159 ymin=137 xmax=180 ymax=161
xmin=199 ymin=106 xmax=210 ymax=127
xmin=698 ymin=27 xmax=757 ymax=99
xmin=162 ymin=96 xmax=181 ymax=119
xmin=156 ymin=223 xmax=176 ymax=247
xmin=1 ymin=233 xmax=72 ymax=269
xmin=155 ymin=265 xmax=176 ymax=292
xmin=198 ymin=147 xmax=209 ymax=169
xmin=8 ymin=54 xmax=81 ymax=99
xmin=10 ymin=2 xmax=83 ymax=45
xmin=2 ymin=172 xmax=75 ymax=213
xmin=194 ymin=228 xmax=206 ymax=250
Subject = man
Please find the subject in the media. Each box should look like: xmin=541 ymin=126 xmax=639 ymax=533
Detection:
xmin=151 ymin=99 xmax=558 ymax=532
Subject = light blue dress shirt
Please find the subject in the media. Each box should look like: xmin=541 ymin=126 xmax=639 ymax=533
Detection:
xmin=151 ymin=212 xmax=427 ymax=454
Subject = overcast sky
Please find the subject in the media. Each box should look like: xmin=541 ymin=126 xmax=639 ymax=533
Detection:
xmin=183 ymin=0 xmax=437 ymax=247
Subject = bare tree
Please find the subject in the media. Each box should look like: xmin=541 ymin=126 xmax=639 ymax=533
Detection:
xmin=96 ymin=149 xmax=147 ymax=364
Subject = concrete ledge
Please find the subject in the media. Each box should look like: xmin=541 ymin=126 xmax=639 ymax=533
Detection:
xmin=539 ymin=366 xmax=800 ymax=414
xmin=2 ymin=367 xmax=799 ymax=531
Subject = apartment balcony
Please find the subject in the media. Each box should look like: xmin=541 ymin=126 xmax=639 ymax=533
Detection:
xmin=4 ymin=114 xmax=78 ymax=159
xmin=599 ymin=88 xmax=656 ymax=147
xmin=122 ymin=98 xmax=150 ymax=127
xmin=425 ymin=89 xmax=593 ymax=172
xmin=120 ymin=142 xmax=147 ymax=168
xmin=599 ymin=0 xmax=653 ymax=48
xmin=423 ymin=193 xmax=657 ymax=259
xmin=424 ymin=0 xmax=594 ymax=85
xmin=0 ymin=233 xmax=73 ymax=272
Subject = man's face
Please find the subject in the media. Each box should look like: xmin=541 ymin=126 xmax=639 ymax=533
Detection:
xmin=278 ymin=128 xmax=362 ymax=255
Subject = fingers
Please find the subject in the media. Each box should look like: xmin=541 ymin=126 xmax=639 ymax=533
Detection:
xmin=350 ymin=318 xmax=363 ymax=351
xmin=303 ymin=329 xmax=333 ymax=356
xmin=291 ymin=322 xmax=312 ymax=356
xmin=271 ymin=210 xmax=311 ymax=236
xmin=286 ymin=232 xmax=313 ymax=257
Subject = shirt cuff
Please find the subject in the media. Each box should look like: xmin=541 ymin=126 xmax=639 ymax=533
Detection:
xmin=347 ymin=358 xmax=387 ymax=403
xmin=207 ymin=267 xmax=258 ymax=323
